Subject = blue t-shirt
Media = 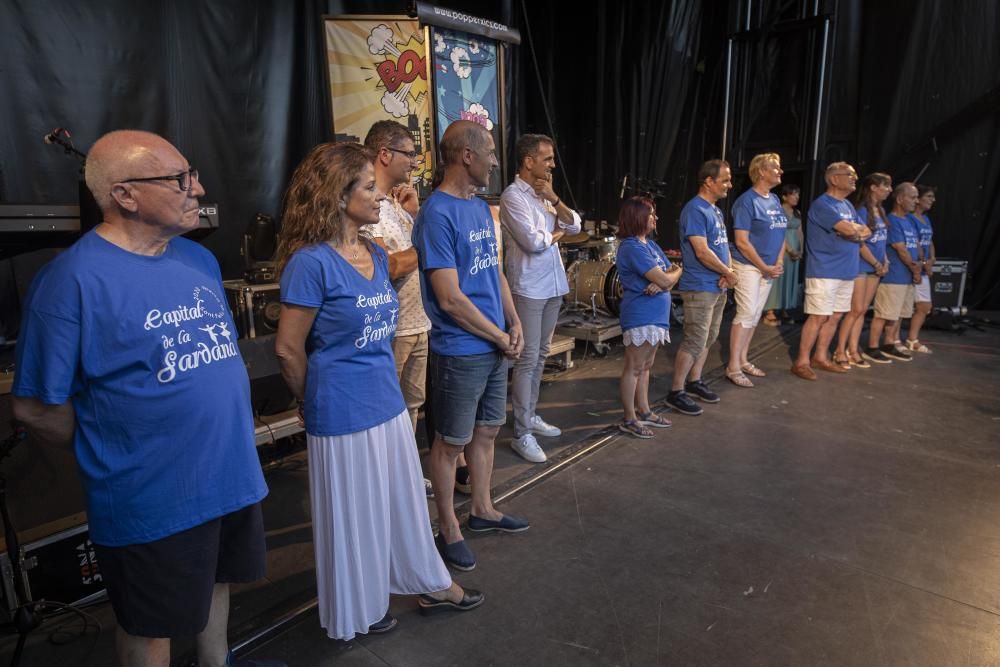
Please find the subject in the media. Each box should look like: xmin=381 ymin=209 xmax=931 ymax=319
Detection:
xmin=909 ymin=213 xmax=933 ymax=261
xmin=730 ymin=189 xmax=788 ymax=266
xmin=857 ymin=206 xmax=888 ymax=274
xmin=884 ymin=213 xmax=920 ymax=285
xmin=678 ymin=196 xmax=731 ymax=293
xmin=13 ymin=231 xmax=268 ymax=547
xmin=805 ymin=193 xmax=861 ymax=280
xmin=616 ymin=237 xmax=671 ymax=331
xmin=280 ymin=243 xmax=405 ymax=436
xmin=412 ymin=190 xmax=505 ymax=355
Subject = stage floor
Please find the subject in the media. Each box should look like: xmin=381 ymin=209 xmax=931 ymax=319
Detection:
xmin=4 ymin=312 xmax=1000 ymax=666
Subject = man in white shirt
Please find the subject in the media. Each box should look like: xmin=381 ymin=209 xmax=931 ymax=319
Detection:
xmin=499 ymin=134 xmax=581 ymax=463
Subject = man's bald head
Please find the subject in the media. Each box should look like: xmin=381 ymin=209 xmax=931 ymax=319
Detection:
xmin=438 ymin=120 xmax=491 ymax=168
xmin=85 ymin=130 xmax=183 ymax=211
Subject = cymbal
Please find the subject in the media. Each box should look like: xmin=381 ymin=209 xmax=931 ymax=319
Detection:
xmin=561 ymin=231 xmax=591 ymax=245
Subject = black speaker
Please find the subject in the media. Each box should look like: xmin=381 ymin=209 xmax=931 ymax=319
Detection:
xmin=247 ymin=214 xmax=276 ymax=262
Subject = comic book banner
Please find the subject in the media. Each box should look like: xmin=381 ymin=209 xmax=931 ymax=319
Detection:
xmin=324 ymin=17 xmax=433 ymax=195
xmin=430 ymin=26 xmax=503 ymax=195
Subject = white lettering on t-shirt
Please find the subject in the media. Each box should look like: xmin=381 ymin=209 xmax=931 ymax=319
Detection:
xmin=469 ymin=240 xmax=500 ymax=276
xmin=354 ymin=280 xmax=399 ymax=349
xmin=154 ymin=286 xmax=235 ymax=384
xmin=767 ymin=207 xmax=789 ymax=230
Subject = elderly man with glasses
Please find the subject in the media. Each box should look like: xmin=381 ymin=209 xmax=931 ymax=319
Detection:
xmin=11 ymin=130 xmax=277 ymax=667
xmin=791 ymin=162 xmax=872 ymax=380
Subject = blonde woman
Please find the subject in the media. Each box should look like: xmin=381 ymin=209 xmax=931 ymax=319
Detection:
xmin=726 ymin=153 xmax=787 ymax=387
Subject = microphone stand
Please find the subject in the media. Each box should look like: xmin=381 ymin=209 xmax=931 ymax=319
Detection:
xmin=0 ymin=424 xmax=41 ymax=667
xmin=44 ymin=131 xmax=86 ymax=164
xmin=43 ymin=127 xmax=100 ymax=233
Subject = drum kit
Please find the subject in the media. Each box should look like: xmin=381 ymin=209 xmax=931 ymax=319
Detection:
xmin=560 ymin=230 xmax=623 ymax=316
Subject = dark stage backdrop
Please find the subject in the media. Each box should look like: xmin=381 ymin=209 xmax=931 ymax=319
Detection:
xmin=508 ymin=0 xmax=706 ymax=230
xmin=1 ymin=0 xmax=998 ymax=341
xmin=856 ymin=1 xmax=1000 ymax=310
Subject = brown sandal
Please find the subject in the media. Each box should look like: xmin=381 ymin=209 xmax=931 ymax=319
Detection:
xmin=726 ymin=370 xmax=754 ymax=388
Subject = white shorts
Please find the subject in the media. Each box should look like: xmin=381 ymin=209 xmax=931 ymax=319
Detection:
xmin=804 ymin=278 xmax=854 ymax=316
xmin=914 ymin=274 xmax=931 ymax=303
xmin=731 ymin=262 xmax=773 ymax=328
xmin=874 ymin=283 xmax=915 ymax=320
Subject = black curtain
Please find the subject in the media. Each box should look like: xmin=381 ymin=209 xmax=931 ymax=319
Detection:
xmin=0 ymin=0 xmax=330 ymax=271
xmin=508 ymin=0 xmax=705 ymax=233
xmin=857 ymin=1 xmax=1000 ymax=309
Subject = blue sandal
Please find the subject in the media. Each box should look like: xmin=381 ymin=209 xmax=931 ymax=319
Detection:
xmin=638 ymin=411 xmax=672 ymax=428
xmin=618 ymin=419 xmax=654 ymax=439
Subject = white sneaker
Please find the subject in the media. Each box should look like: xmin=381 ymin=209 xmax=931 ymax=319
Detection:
xmin=529 ymin=415 xmax=561 ymax=437
xmin=510 ymin=433 xmax=547 ymax=463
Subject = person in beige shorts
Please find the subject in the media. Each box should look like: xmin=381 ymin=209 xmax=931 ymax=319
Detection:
xmin=864 ymin=182 xmax=923 ymax=363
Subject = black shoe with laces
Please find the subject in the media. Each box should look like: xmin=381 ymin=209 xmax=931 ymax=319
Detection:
xmin=684 ymin=379 xmax=720 ymax=403
xmin=880 ymin=344 xmax=912 ymax=361
xmin=665 ymin=390 xmax=703 ymax=416
xmin=862 ymin=347 xmax=893 ymax=364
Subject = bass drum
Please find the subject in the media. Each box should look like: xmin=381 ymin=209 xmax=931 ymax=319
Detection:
xmin=564 ymin=260 xmax=623 ymax=315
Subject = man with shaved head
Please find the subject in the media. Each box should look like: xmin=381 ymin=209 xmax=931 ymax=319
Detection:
xmin=791 ymin=161 xmax=872 ymax=380
xmin=412 ymin=120 xmax=528 ymax=571
xmin=12 ymin=131 xmax=276 ymax=667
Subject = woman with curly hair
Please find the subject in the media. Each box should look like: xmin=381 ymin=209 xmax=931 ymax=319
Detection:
xmin=274 ymin=142 xmax=482 ymax=641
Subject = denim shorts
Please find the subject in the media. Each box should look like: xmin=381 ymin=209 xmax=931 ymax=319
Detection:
xmin=429 ymin=351 xmax=508 ymax=446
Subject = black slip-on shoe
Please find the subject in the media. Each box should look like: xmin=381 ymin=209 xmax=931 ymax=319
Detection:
xmin=418 ymin=588 xmax=485 ymax=615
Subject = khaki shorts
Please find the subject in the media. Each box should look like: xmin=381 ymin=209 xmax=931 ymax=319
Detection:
xmin=804 ymin=278 xmax=854 ymax=316
xmin=732 ymin=262 xmax=773 ymax=328
xmin=679 ymin=290 xmax=727 ymax=357
xmin=874 ymin=283 xmax=915 ymax=320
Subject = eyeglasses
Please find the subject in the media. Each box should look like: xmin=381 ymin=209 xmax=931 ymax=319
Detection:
xmin=120 ymin=167 xmax=200 ymax=192
xmin=385 ymin=147 xmax=419 ymax=160
xmin=830 ymin=171 xmax=857 ymax=178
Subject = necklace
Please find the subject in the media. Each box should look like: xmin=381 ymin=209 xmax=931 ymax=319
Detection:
xmin=330 ymin=240 xmax=361 ymax=261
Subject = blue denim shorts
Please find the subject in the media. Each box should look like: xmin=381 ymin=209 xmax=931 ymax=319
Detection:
xmin=429 ymin=351 xmax=508 ymax=446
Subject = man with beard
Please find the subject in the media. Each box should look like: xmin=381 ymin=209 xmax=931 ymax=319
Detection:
xmin=412 ymin=120 xmax=527 ymax=572
xmin=499 ymin=134 xmax=581 ymax=463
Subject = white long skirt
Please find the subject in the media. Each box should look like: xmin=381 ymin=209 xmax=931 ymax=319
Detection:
xmin=307 ymin=410 xmax=451 ymax=640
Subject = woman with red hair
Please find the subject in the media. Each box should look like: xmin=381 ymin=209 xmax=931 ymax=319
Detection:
xmin=614 ymin=197 xmax=683 ymax=438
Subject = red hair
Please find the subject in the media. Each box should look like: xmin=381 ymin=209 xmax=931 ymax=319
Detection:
xmin=616 ymin=196 xmax=655 ymax=238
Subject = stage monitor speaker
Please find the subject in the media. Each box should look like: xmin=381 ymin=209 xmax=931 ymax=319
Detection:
xmin=930 ymin=259 xmax=968 ymax=313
